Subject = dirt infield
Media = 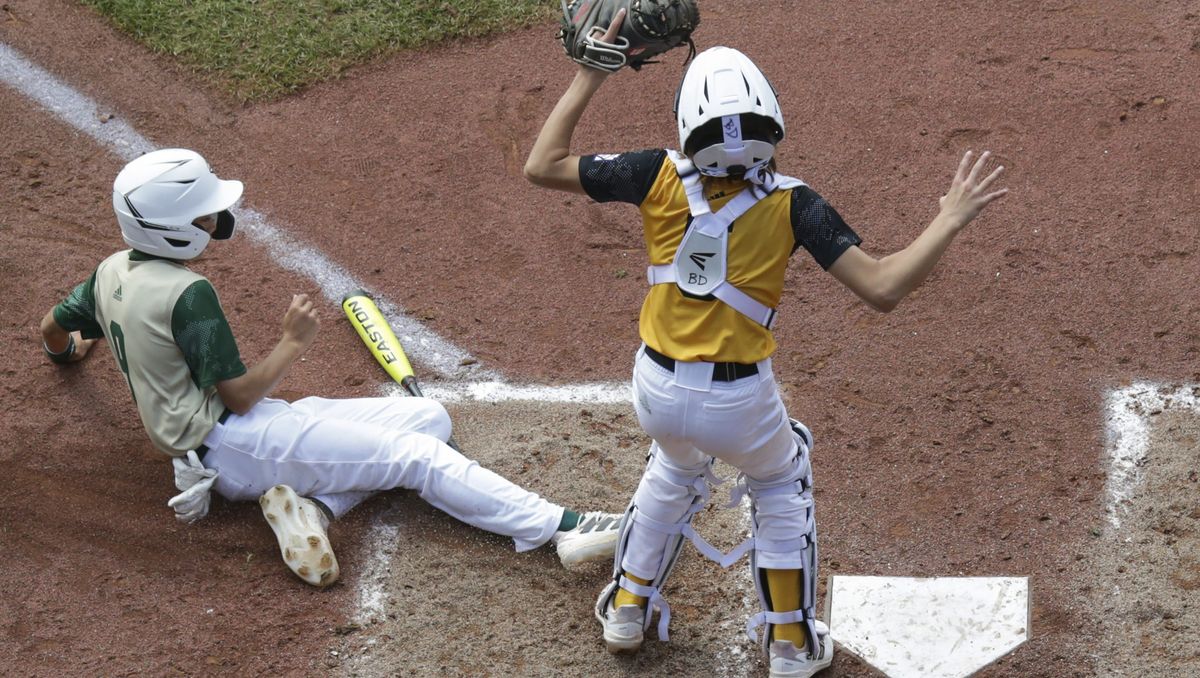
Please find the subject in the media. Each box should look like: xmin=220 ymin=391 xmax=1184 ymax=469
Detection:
xmin=2 ymin=1 xmax=1198 ymax=676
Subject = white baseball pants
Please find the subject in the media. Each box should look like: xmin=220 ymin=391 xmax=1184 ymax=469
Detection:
xmin=623 ymin=345 xmax=802 ymax=576
xmin=199 ymin=396 xmax=562 ymax=552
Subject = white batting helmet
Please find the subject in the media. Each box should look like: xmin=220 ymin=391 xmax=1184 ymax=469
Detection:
xmin=674 ymin=46 xmax=785 ymax=178
xmin=112 ymin=149 xmax=243 ymax=260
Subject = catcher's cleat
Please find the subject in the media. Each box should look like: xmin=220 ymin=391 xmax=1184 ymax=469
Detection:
xmin=551 ymin=511 xmax=621 ymax=568
xmin=259 ymin=485 xmax=339 ymax=588
xmin=597 ymin=601 xmax=646 ymax=654
xmin=767 ymin=622 xmax=833 ymax=678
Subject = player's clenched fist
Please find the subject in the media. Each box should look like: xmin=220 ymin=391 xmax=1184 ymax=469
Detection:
xmin=282 ymin=293 xmax=320 ymax=350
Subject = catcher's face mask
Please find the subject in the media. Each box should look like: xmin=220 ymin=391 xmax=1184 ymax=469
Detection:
xmin=685 ymin=114 xmax=781 ymax=178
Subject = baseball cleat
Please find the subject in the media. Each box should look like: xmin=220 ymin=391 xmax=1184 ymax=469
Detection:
xmin=597 ymin=602 xmax=646 ymax=653
xmin=551 ymin=511 xmax=621 ymax=568
xmin=767 ymin=622 xmax=833 ymax=678
xmin=259 ymin=485 xmax=339 ymax=588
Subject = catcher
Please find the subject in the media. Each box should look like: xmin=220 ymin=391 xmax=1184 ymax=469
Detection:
xmin=527 ymin=8 xmax=1007 ymax=678
xmin=40 ymin=148 xmax=622 ymax=589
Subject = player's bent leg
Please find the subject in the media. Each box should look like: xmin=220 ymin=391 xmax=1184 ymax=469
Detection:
xmin=289 ymin=395 xmax=453 ymax=442
xmin=259 ymin=484 xmax=339 ymax=588
xmin=388 ymin=433 xmax=563 ymax=550
xmin=743 ymin=420 xmax=832 ymax=677
xmin=595 ymin=445 xmax=716 ymax=652
xmin=206 ymin=402 xmax=566 ymax=553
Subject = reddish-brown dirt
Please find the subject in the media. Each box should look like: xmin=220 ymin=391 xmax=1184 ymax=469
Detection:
xmin=2 ymin=0 xmax=1198 ymax=676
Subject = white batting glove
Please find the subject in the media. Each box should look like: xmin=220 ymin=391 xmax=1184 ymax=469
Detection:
xmin=168 ymin=451 xmax=219 ymax=524
xmin=173 ymin=450 xmax=216 ymax=491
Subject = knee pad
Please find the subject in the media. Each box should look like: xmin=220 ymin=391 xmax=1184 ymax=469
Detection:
xmin=599 ymin=447 xmax=719 ymax=641
xmin=743 ymin=420 xmax=820 ymax=653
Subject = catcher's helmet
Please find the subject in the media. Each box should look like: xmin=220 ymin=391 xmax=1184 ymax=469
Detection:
xmin=674 ymin=46 xmax=784 ymax=178
xmin=112 ymin=149 xmax=243 ymax=260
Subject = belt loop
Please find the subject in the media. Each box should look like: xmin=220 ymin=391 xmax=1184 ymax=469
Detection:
xmin=674 ymin=360 xmax=714 ymax=392
xmin=758 ymin=357 xmax=772 ymax=381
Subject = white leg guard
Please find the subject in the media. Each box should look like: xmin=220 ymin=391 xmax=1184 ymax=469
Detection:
xmin=744 ymin=419 xmax=821 ymax=655
xmin=596 ymin=446 xmax=720 ymax=642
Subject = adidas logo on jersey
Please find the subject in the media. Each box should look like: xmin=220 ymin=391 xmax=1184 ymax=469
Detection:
xmin=113 ymin=285 xmax=123 ymax=301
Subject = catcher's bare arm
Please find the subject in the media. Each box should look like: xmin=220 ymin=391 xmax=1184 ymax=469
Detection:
xmin=525 ymin=11 xmax=627 ymax=194
xmin=829 ymin=150 xmax=1008 ymax=312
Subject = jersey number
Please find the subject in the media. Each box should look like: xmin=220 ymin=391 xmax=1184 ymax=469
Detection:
xmin=109 ymin=321 xmax=137 ymax=402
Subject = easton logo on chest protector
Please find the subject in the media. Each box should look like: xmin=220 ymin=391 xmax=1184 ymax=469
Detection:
xmin=645 ymin=151 xmax=807 ymax=329
xmin=689 ymin=252 xmax=715 ymax=270
xmin=675 ymin=227 xmax=725 ymax=295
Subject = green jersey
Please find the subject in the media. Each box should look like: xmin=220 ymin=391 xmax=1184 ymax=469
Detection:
xmin=53 ymin=250 xmax=247 ymax=456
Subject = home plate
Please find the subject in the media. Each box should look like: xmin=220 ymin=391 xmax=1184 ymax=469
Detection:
xmin=827 ymin=576 xmax=1029 ymax=678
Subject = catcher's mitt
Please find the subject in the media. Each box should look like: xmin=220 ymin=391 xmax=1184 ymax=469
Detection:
xmin=559 ymin=0 xmax=700 ymax=73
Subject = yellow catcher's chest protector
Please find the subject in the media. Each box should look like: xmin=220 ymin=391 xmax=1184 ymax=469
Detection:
xmin=646 ymin=151 xmax=805 ymax=329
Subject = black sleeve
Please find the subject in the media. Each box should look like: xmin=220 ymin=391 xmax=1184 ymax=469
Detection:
xmin=790 ymin=186 xmax=863 ymax=270
xmin=578 ymin=149 xmax=668 ymax=206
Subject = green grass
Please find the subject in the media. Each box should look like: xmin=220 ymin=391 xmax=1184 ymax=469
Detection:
xmin=83 ymin=0 xmax=558 ymax=102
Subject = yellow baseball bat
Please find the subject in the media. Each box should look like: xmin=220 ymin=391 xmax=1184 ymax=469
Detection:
xmin=341 ymin=289 xmax=423 ymax=397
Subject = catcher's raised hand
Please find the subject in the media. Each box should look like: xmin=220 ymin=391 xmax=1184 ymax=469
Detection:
xmin=937 ymin=150 xmax=1008 ymax=230
xmin=559 ymin=0 xmax=700 ymax=73
xmin=594 ymin=8 xmax=628 ymax=68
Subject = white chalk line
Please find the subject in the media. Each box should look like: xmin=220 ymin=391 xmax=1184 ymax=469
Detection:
xmin=237 ymin=210 xmax=492 ymax=380
xmin=1103 ymin=382 xmax=1199 ymax=531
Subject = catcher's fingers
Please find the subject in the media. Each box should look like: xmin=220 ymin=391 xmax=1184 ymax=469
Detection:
xmin=976 ymin=162 xmax=1005 ymax=193
xmin=966 ymin=150 xmax=992 ymax=186
xmin=953 ymin=150 xmax=974 ymax=185
xmin=598 ymin=7 xmax=626 ymax=43
xmin=982 ymin=187 xmax=1010 ymax=204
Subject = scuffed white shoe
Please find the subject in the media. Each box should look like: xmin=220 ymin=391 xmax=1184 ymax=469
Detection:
xmin=598 ymin=602 xmax=645 ymax=653
xmin=551 ymin=511 xmax=621 ymax=568
xmin=259 ymin=485 xmax=339 ymax=588
xmin=768 ymin=621 xmax=833 ymax=678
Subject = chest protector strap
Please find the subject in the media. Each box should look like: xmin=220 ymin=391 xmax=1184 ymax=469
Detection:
xmin=647 ymin=151 xmax=804 ymax=330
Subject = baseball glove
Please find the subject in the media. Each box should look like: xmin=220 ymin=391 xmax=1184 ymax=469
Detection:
xmin=558 ymin=0 xmax=700 ymax=73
